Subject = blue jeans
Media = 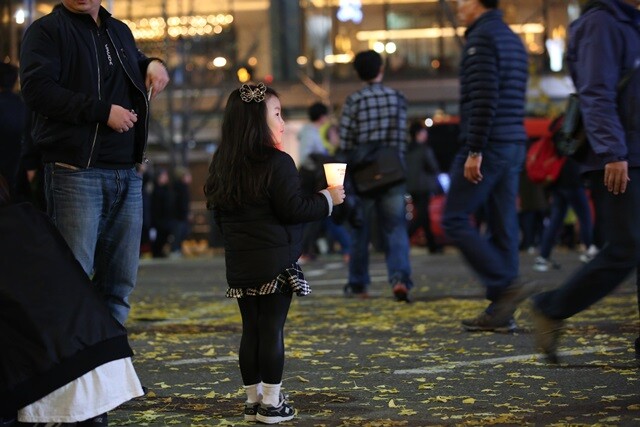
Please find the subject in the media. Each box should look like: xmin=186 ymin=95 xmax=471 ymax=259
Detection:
xmin=443 ymin=143 xmax=525 ymax=304
xmin=539 ymin=186 xmax=593 ymax=259
xmin=534 ymin=169 xmax=640 ymax=319
xmin=348 ymin=183 xmax=412 ymax=292
xmin=45 ymin=164 xmax=143 ymax=325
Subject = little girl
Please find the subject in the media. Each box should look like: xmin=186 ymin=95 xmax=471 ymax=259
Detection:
xmin=204 ymin=83 xmax=345 ymax=424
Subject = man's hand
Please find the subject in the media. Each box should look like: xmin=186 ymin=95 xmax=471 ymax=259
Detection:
xmin=107 ymin=105 xmax=138 ymax=133
xmin=464 ymin=154 xmax=483 ymax=184
xmin=604 ymin=160 xmax=629 ymax=195
xmin=146 ymin=60 xmax=170 ymax=100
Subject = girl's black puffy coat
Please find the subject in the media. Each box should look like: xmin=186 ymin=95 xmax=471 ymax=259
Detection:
xmin=214 ymin=149 xmax=330 ymax=288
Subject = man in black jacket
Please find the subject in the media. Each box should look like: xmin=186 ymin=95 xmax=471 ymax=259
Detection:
xmin=442 ymin=0 xmax=530 ymax=332
xmin=19 ymin=0 xmax=169 ymax=327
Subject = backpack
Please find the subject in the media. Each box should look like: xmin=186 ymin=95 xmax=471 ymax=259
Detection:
xmin=525 ymin=117 xmax=566 ymax=185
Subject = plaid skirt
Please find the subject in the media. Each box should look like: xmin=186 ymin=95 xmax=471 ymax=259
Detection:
xmin=226 ymin=263 xmax=311 ymax=298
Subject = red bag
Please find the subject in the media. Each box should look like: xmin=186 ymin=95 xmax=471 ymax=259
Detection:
xmin=525 ymin=119 xmax=566 ymax=184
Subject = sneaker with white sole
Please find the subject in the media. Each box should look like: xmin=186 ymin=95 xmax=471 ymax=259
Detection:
xmin=533 ymin=256 xmax=560 ymax=272
xmin=244 ymin=402 xmax=260 ymax=421
xmin=256 ymin=394 xmax=295 ymax=424
xmin=579 ymin=245 xmax=598 ymax=263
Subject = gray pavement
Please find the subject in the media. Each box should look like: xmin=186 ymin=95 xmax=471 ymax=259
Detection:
xmin=113 ymin=247 xmax=640 ymax=426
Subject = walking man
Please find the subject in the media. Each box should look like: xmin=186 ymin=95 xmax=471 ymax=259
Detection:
xmin=339 ymin=50 xmax=413 ymax=302
xmin=442 ymin=0 xmax=530 ymax=331
xmin=531 ymin=0 xmax=640 ymax=363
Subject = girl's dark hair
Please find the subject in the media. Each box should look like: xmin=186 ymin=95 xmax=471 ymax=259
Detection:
xmin=204 ymin=84 xmax=279 ymax=211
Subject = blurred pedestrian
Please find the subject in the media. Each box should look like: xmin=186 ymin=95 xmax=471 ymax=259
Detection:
xmin=517 ymin=170 xmax=548 ymax=255
xmin=442 ymin=0 xmax=531 ymax=332
xmin=406 ymin=120 xmax=443 ymax=254
xmin=533 ymin=151 xmax=595 ymax=271
xmin=531 ymin=0 xmax=640 ymax=363
xmin=298 ymin=102 xmax=331 ymax=262
xmin=298 ymin=102 xmax=330 ymax=170
xmin=171 ymin=166 xmax=192 ymax=257
xmin=204 ymin=83 xmax=344 ymax=424
xmin=139 ymin=162 xmax=153 ymax=257
xmin=339 ymin=49 xmax=413 ymax=302
xmin=150 ymin=168 xmax=174 ymax=258
xmin=19 ymin=0 xmax=170 ymax=330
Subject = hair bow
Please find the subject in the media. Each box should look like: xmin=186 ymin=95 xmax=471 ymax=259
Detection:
xmin=239 ymin=83 xmax=267 ymax=103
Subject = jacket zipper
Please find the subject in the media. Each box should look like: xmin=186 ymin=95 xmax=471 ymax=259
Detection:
xmin=87 ymin=29 xmax=102 ymax=169
xmin=107 ymin=28 xmax=150 ymax=164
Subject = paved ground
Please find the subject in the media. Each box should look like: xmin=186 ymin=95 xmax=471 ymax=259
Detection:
xmin=111 ymin=246 xmax=640 ymax=426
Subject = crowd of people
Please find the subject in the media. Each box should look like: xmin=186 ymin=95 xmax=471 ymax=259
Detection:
xmin=142 ymin=165 xmax=193 ymax=259
xmin=1 ymin=0 xmax=639 ymax=425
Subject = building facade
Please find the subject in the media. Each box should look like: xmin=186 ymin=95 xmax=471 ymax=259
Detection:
xmin=2 ymin=0 xmax=580 ymax=148
xmin=2 ymin=0 xmax=583 ymax=237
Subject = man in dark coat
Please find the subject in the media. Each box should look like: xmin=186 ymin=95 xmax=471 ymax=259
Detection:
xmin=531 ymin=0 xmax=640 ymax=363
xmin=442 ymin=0 xmax=530 ymax=332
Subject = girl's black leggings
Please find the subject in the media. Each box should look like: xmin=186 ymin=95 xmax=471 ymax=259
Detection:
xmin=236 ymin=292 xmax=292 ymax=385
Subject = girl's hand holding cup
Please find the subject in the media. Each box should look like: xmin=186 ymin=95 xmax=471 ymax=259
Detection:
xmin=327 ymin=185 xmax=346 ymax=205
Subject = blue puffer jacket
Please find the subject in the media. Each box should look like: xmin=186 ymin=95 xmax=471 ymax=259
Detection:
xmin=567 ymin=0 xmax=640 ymax=170
xmin=458 ymin=9 xmax=529 ymax=151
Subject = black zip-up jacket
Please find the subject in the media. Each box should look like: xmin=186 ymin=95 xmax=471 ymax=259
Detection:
xmin=19 ymin=4 xmax=154 ymax=168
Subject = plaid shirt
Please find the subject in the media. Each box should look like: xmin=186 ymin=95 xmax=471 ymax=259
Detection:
xmin=226 ymin=263 xmax=310 ymax=298
xmin=339 ymin=82 xmax=408 ymax=152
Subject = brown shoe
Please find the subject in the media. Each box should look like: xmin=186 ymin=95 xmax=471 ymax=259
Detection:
xmin=461 ymin=311 xmax=518 ymax=333
xmin=531 ymin=305 xmax=563 ymax=364
xmin=493 ymin=280 xmax=539 ymax=324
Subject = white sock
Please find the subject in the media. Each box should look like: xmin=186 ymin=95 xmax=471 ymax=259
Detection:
xmin=261 ymin=382 xmax=282 ymax=407
xmin=244 ymin=383 xmax=262 ymax=404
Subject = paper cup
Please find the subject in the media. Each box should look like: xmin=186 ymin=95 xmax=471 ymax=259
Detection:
xmin=323 ymin=163 xmax=347 ymax=186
